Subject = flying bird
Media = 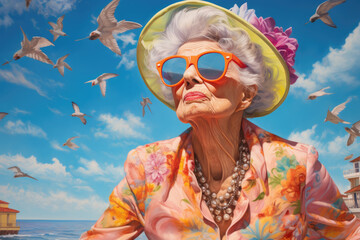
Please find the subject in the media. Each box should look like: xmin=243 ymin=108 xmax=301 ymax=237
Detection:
xmin=54 ymin=54 xmax=72 ymax=76
xmin=345 ymin=120 xmax=360 ymax=146
xmin=76 ymin=0 xmax=142 ymax=55
xmin=0 ymin=112 xmax=8 ymax=120
xmin=63 ymin=136 xmax=80 ymax=150
xmin=3 ymin=27 xmax=54 ymax=66
xmin=49 ymin=15 xmax=67 ymax=42
xmin=344 ymin=154 xmax=353 ymax=160
xmin=140 ymin=97 xmax=152 ymax=117
xmin=307 ymin=86 xmax=333 ymax=100
xmin=85 ymin=73 xmax=118 ymax=97
xmin=71 ymin=102 xmax=89 ymax=125
xmin=26 ymin=0 xmax=31 ymax=8
xmin=307 ymin=0 xmax=346 ymax=28
xmin=8 ymin=166 xmax=38 ymax=180
xmin=324 ymin=98 xmax=351 ymax=124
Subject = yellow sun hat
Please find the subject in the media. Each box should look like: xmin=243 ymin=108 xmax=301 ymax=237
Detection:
xmin=137 ymin=0 xmax=294 ymax=118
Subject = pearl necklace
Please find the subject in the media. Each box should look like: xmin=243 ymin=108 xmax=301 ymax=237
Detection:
xmin=194 ymin=137 xmax=250 ymax=223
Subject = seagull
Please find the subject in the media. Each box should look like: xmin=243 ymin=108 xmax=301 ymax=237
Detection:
xmin=0 ymin=112 xmax=8 ymax=120
xmin=26 ymin=0 xmax=31 ymax=8
xmin=307 ymin=86 xmax=333 ymax=100
xmin=63 ymin=136 xmax=80 ymax=150
xmin=76 ymin=0 xmax=142 ymax=55
xmin=140 ymin=97 xmax=152 ymax=117
xmin=71 ymin=102 xmax=89 ymax=125
xmin=85 ymin=73 xmax=118 ymax=97
xmin=2 ymin=27 xmax=54 ymax=66
xmin=345 ymin=120 xmax=360 ymax=146
xmin=54 ymin=54 xmax=72 ymax=76
xmin=49 ymin=15 xmax=67 ymax=42
xmin=8 ymin=166 xmax=38 ymax=180
xmin=324 ymin=98 xmax=351 ymax=124
xmin=344 ymin=154 xmax=353 ymax=160
xmin=307 ymin=0 xmax=346 ymax=28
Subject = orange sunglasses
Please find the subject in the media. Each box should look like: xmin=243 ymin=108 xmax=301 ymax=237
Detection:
xmin=156 ymin=50 xmax=247 ymax=87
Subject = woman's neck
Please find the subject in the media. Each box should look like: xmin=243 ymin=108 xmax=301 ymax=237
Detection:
xmin=190 ymin=111 xmax=243 ymax=192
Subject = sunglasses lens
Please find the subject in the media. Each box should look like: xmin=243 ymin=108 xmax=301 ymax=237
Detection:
xmin=198 ymin=52 xmax=225 ymax=80
xmin=161 ymin=57 xmax=187 ymax=86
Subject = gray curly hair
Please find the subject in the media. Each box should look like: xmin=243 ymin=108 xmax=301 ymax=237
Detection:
xmin=147 ymin=6 xmax=275 ymax=117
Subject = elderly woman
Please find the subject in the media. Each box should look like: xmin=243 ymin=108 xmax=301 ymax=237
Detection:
xmin=81 ymin=1 xmax=360 ymax=239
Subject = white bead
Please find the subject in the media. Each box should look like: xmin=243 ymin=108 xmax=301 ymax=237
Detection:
xmin=219 ymin=196 xmax=224 ymax=202
xmin=225 ymin=208 xmax=232 ymax=214
xmin=234 ymin=166 xmax=239 ymax=172
xmin=200 ymin=177 xmax=206 ymax=183
xmin=227 ymin=186 xmax=233 ymax=193
xmin=205 ymin=190 xmax=211 ymax=196
xmin=231 ymin=180 xmax=236 ymax=185
xmin=232 ymin=173 xmax=238 ymax=179
xmin=214 ymin=209 xmax=221 ymax=215
xmin=223 ymin=214 xmax=230 ymax=221
xmin=209 ymin=207 xmax=214 ymax=212
xmin=201 ymin=187 xmax=206 ymax=192
xmin=215 ymin=216 xmax=222 ymax=222
xmin=225 ymin=193 xmax=230 ymax=199
xmin=211 ymin=193 xmax=217 ymax=199
xmin=211 ymin=200 xmax=217 ymax=207
xmin=204 ymin=183 xmax=209 ymax=188
xmin=243 ymin=163 xmax=249 ymax=170
xmin=240 ymin=169 xmax=245 ymax=175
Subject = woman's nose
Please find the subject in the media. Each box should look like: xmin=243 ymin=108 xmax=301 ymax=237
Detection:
xmin=183 ymin=65 xmax=203 ymax=87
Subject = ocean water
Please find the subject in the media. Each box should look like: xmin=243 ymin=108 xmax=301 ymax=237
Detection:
xmin=0 ymin=220 xmax=148 ymax=240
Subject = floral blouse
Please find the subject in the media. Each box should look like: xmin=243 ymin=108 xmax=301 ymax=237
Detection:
xmin=81 ymin=119 xmax=360 ymax=239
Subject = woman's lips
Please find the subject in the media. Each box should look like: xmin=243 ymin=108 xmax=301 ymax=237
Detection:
xmin=183 ymin=92 xmax=207 ymax=101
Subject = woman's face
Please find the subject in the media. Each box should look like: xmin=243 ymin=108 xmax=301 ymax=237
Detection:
xmin=172 ymin=40 xmax=255 ymax=123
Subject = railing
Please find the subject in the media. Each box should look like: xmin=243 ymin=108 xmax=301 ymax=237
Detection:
xmin=344 ymin=197 xmax=360 ymax=209
xmin=343 ymin=169 xmax=360 ymax=176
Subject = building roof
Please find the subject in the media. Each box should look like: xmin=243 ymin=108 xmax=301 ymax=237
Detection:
xmin=345 ymin=185 xmax=360 ymax=194
xmin=0 ymin=207 xmax=19 ymax=213
xmin=0 ymin=200 xmax=9 ymax=204
xmin=350 ymin=156 xmax=360 ymax=163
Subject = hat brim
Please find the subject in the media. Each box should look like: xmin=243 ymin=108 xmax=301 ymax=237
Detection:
xmin=137 ymin=0 xmax=290 ymax=118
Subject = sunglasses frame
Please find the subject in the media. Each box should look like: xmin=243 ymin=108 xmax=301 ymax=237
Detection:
xmin=156 ymin=50 xmax=247 ymax=87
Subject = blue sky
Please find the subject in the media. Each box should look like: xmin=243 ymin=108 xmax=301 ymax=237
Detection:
xmin=0 ymin=0 xmax=359 ymax=221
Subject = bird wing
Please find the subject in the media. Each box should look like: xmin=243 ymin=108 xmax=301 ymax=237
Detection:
xmin=85 ymin=80 xmax=94 ymax=84
xmin=142 ymin=106 xmax=145 ymax=117
xmin=25 ymin=174 xmax=38 ymax=180
xmin=147 ymin=104 xmax=152 ymax=113
xmin=69 ymin=142 xmax=80 ymax=150
xmin=48 ymin=21 xmax=57 ymax=30
xmin=320 ymin=14 xmax=337 ymax=28
xmin=26 ymin=50 xmax=54 ymax=65
xmin=20 ymin=27 xmax=29 ymax=48
xmin=97 ymin=0 xmax=120 ymax=29
xmin=347 ymin=134 xmax=355 ymax=146
xmin=52 ymin=32 xmax=60 ymax=42
xmin=64 ymin=62 xmax=72 ymax=71
xmin=0 ymin=112 xmax=8 ymax=120
xmin=57 ymin=65 xmax=65 ymax=76
xmin=8 ymin=166 xmax=21 ymax=173
xmin=113 ymin=20 xmax=142 ymax=34
xmin=80 ymin=116 xmax=87 ymax=125
xmin=344 ymin=154 xmax=353 ymax=160
xmin=30 ymin=37 xmax=54 ymax=49
xmin=57 ymin=15 xmax=65 ymax=30
xmin=316 ymin=0 xmax=346 ymax=15
xmin=99 ymin=36 xmax=121 ymax=55
xmin=99 ymin=81 xmax=107 ymax=97
xmin=353 ymin=120 xmax=360 ymax=132
xmin=72 ymin=102 xmax=80 ymax=113
xmin=332 ymin=98 xmax=350 ymax=115
xmin=26 ymin=0 xmax=32 ymax=8
xmin=99 ymin=73 xmax=119 ymax=81
xmin=69 ymin=136 xmax=79 ymax=142
xmin=144 ymin=97 xmax=152 ymax=104
xmin=140 ymin=101 xmax=145 ymax=107
xmin=58 ymin=54 xmax=69 ymax=63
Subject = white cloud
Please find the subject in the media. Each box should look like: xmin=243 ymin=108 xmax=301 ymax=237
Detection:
xmin=0 ymin=14 xmax=13 ymax=27
xmin=292 ymin=22 xmax=360 ymax=95
xmin=48 ymin=107 xmax=63 ymax=115
xmin=12 ymin=107 xmax=30 ymax=115
xmin=0 ymin=0 xmax=25 ymax=27
xmin=94 ymin=131 xmax=109 ymax=138
xmin=0 ymin=64 xmax=47 ymax=97
xmin=115 ymin=33 xmax=137 ymax=48
xmin=97 ymin=111 xmax=147 ymax=139
xmin=51 ymin=140 xmax=68 ymax=152
xmin=73 ymin=185 xmax=94 ymax=192
xmin=0 ymin=154 xmax=71 ymax=181
xmin=34 ymin=0 xmax=78 ymax=17
xmin=77 ymin=158 xmax=124 ymax=182
xmin=0 ymin=184 xmax=107 ymax=220
xmin=2 ymin=119 xmax=47 ymax=138
xmin=288 ymin=126 xmax=360 ymax=156
xmin=116 ymin=48 xmax=136 ymax=69
xmin=91 ymin=14 xmax=97 ymax=24
xmin=31 ymin=18 xmax=39 ymax=30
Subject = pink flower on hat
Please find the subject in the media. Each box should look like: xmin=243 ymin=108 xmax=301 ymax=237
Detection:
xmin=230 ymin=3 xmax=299 ymax=85
xmin=250 ymin=16 xmax=299 ymax=84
